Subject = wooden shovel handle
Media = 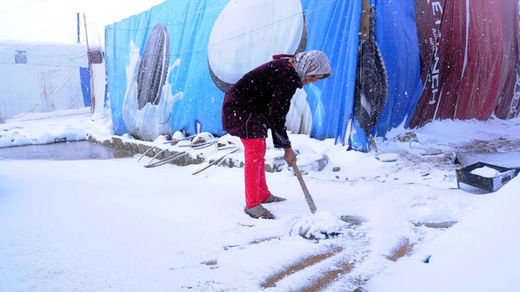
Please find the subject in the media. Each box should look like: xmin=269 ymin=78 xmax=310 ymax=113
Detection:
xmin=360 ymin=0 xmax=370 ymax=41
xmin=291 ymin=162 xmax=317 ymax=214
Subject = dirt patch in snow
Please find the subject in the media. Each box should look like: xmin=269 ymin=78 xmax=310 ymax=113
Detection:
xmin=396 ymin=137 xmax=520 ymax=173
xmin=260 ymin=245 xmax=343 ymax=288
xmin=454 ymin=138 xmax=520 ymax=153
xmin=386 ymin=238 xmax=415 ymax=262
xmin=297 ymin=258 xmax=358 ymax=292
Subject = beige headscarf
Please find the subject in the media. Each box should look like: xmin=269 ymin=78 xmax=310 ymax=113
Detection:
xmin=291 ymin=50 xmax=332 ymax=81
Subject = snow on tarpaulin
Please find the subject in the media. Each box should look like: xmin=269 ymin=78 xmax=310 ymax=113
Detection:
xmin=0 ymin=41 xmax=91 ymax=119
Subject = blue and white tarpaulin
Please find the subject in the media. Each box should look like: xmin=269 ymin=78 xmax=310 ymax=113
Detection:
xmin=105 ymin=0 xmax=422 ymax=150
xmin=350 ymin=0 xmax=422 ymax=150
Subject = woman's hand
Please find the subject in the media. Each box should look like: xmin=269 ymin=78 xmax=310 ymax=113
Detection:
xmin=283 ymin=147 xmax=297 ymax=166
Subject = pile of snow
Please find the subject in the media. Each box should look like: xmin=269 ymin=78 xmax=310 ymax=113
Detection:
xmin=290 ymin=211 xmax=347 ymax=240
xmin=0 ymin=108 xmax=112 ymax=147
xmin=470 ymin=166 xmax=501 ymax=177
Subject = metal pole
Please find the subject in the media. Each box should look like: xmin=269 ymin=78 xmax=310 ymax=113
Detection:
xmin=76 ymin=12 xmax=80 ymax=43
xmin=83 ymin=13 xmax=95 ymax=114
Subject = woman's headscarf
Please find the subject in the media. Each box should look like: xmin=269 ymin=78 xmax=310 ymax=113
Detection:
xmin=288 ymin=50 xmax=332 ymax=81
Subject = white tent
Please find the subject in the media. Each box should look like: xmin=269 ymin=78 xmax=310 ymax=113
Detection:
xmin=0 ymin=40 xmax=89 ymax=119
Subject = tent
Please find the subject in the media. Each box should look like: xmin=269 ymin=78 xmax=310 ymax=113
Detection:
xmin=0 ymin=41 xmax=93 ymax=119
xmin=105 ymin=0 xmax=519 ymax=150
xmin=410 ymin=0 xmax=520 ymax=126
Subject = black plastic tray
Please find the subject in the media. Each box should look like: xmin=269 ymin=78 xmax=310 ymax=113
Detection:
xmin=456 ymin=162 xmax=520 ymax=192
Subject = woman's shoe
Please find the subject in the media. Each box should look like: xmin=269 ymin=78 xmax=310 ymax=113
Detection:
xmin=264 ymin=194 xmax=287 ymax=203
xmin=244 ymin=204 xmax=275 ymax=219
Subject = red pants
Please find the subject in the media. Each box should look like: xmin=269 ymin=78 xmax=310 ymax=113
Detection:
xmin=241 ymin=138 xmax=271 ymax=209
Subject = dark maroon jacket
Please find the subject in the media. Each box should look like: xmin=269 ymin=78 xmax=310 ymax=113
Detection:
xmin=222 ymin=59 xmax=300 ymax=148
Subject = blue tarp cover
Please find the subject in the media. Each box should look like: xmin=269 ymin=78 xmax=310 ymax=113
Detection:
xmin=105 ymin=0 xmax=421 ymax=149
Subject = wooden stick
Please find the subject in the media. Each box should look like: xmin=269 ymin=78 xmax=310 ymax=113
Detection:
xmin=291 ymin=162 xmax=317 ymax=214
xmin=360 ymin=0 xmax=370 ymax=41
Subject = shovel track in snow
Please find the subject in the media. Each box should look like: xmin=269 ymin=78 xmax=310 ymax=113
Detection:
xmin=296 ymin=257 xmax=360 ymax=292
xmin=385 ymin=237 xmax=415 ymax=262
xmin=260 ymin=245 xmax=344 ymax=288
xmin=260 ymin=244 xmax=368 ymax=291
xmin=259 ymin=228 xmax=369 ymax=291
xmin=255 ymin=217 xmax=370 ymax=291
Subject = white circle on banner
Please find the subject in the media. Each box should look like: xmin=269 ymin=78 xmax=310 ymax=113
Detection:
xmin=208 ymin=0 xmax=305 ymax=89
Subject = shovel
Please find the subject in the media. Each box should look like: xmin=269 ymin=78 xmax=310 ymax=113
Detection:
xmin=291 ymin=161 xmax=317 ymax=214
xmin=291 ymin=162 xmax=363 ymax=240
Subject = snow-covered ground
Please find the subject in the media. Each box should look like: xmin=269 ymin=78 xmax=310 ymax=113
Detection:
xmin=1 ymin=108 xmax=519 ymax=291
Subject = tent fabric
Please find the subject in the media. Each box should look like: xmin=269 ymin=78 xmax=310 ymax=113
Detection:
xmin=105 ymin=0 xmax=366 ymax=142
xmin=350 ymin=0 xmax=422 ymax=151
xmin=105 ymin=0 xmax=519 ymax=147
xmin=80 ymin=68 xmax=92 ymax=107
xmin=494 ymin=0 xmax=520 ymax=119
xmin=0 ymin=41 xmax=90 ymax=118
xmin=373 ymin=0 xmax=422 ymax=134
xmin=105 ymin=0 xmax=419 ymax=145
xmin=307 ymin=0 xmax=361 ymax=143
xmin=410 ymin=0 xmax=520 ymax=127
